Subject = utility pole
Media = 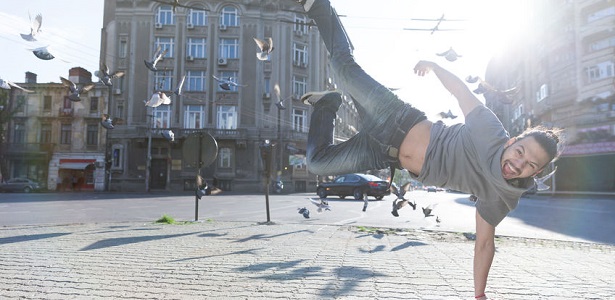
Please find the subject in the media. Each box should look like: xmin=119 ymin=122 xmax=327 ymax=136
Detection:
xmin=145 ymin=112 xmax=153 ymax=192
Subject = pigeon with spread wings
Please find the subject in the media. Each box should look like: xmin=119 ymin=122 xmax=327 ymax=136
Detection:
xmin=97 ymin=62 xmax=125 ymax=86
xmin=20 ymin=12 xmax=42 ymax=41
xmin=0 ymin=78 xmax=34 ymax=93
xmin=273 ymin=83 xmax=291 ymax=110
xmin=212 ymin=75 xmax=247 ymax=91
xmin=145 ymin=91 xmax=172 ymax=108
xmin=144 ymin=45 xmax=168 ymax=72
xmin=60 ymin=76 xmax=95 ymax=102
xmin=101 ymin=114 xmax=118 ymax=130
xmin=436 ymin=47 xmax=462 ymax=62
xmin=253 ymin=37 xmax=274 ymax=61
xmin=390 ymin=182 xmax=416 ymax=217
xmin=465 ymin=75 xmax=518 ymax=104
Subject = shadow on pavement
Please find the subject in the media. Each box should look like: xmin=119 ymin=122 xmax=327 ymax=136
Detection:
xmin=231 ymin=229 xmax=314 ymax=243
xmin=79 ymin=231 xmax=199 ymax=251
xmin=0 ymin=232 xmax=71 ymax=245
xmin=169 ymin=248 xmax=264 ymax=263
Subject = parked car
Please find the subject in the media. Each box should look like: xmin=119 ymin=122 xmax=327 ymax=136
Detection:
xmin=316 ymin=173 xmax=390 ymax=200
xmin=0 ymin=178 xmax=44 ymax=193
xmin=426 ymin=186 xmax=437 ymax=193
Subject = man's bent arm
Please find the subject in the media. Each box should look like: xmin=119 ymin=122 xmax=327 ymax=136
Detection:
xmin=474 ymin=209 xmax=495 ymax=299
xmin=413 ymin=60 xmax=483 ymax=117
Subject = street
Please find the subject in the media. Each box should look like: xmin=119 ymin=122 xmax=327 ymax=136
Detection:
xmin=1 ymin=190 xmax=613 ymax=245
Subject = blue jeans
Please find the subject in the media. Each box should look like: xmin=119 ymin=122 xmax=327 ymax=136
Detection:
xmin=306 ymin=0 xmax=426 ymax=176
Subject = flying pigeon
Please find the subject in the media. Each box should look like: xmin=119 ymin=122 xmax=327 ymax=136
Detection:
xmin=173 ymin=74 xmax=186 ymax=96
xmin=390 ymin=182 xmax=417 ymax=217
xmin=309 ymin=198 xmax=331 ymax=213
xmin=97 ymin=62 xmax=125 ymax=86
xmin=436 ymin=47 xmax=462 ymax=62
xmin=298 ymin=207 xmax=310 ymax=219
xmin=253 ymin=37 xmax=274 ymax=61
xmin=20 ymin=13 xmax=42 ymax=41
xmin=59 ymin=76 xmax=95 ymax=102
xmin=465 ymin=75 xmax=519 ymax=102
xmin=438 ymin=109 xmax=458 ymax=119
xmin=101 ymin=114 xmax=115 ymax=129
xmin=161 ymin=129 xmax=175 ymax=142
xmin=436 ymin=216 xmax=441 ymax=223
xmin=212 ymin=75 xmax=246 ymax=91
xmin=31 ymin=46 xmax=55 ymax=60
xmin=145 ymin=91 xmax=171 ymax=107
xmin=422 ymin=205 xmax=435 ymax=218
xmin=273 ymin=83 xmax=289 ymax=110
xmin=0 ymin=78 xmax=34 ymax=93
xmin=144 ymin=45 xmax=168 ymax=72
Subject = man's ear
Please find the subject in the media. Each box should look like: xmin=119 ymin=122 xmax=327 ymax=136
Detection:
xmin=505 ymin=137 xmax=516 ymax=147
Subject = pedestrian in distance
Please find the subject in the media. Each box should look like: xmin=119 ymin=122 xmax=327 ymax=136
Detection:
xmin=296 ymin=0 xmax=563 ymax=299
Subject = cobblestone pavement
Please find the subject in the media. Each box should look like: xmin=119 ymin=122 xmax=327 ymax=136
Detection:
xmin=1 ymin=221 xmax=613 ymax=299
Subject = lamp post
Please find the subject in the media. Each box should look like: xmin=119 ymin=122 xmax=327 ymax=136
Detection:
xmin=259 ymin=139 xmax=274 ymax=223
xmin=145 ymin=112 xmax=153 ymax=192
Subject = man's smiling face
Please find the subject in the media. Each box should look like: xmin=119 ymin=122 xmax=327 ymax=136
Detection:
xmin=500 ymin=136 xmax=551 ymax=180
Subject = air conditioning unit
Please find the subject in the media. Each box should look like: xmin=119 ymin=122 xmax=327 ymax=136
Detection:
xmin=187 ymin=23 xmax=194 ymax=29
xmin=186 ymin=55 xmax=194 ymax=61
xmin=114 ymin=88 xmax=122 ymax=95
xmin=263 ymin=92 xmax=271 ymax=99
xmin=219 ymin=24 xmax=227 ymax=31
xmin=293 ymin=60 xmax=301 ymax=67
xmin=217 ymin=58 xmax=227 ymax=65
xmin=301 ymin=62 xmax=307 ymax=68
xmin=295 ymin=30 xmax=303 ymax=37
xmin=155 ymin=23 xmax=163 ymax=29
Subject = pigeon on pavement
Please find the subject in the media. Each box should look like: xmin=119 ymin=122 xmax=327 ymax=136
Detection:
xmin=298 ymin=207 xmax=310 ymax=219
xmin=60 ymin=76 xmax=95 ymax=102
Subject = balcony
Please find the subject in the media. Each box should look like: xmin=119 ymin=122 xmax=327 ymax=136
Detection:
xmin=136 ymin=127 xmax=248 ymax=140
xmin=3 ymin=143 xmax=55 ymax=155
xmin=59 ymin=108 xmax=73 ymax=117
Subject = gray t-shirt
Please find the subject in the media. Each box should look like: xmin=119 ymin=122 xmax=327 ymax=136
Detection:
xmin=412 ymin=105 xmax=534 ymax=226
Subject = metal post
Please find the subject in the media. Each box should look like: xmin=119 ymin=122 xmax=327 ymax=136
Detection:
xmin=195 ymin=133 xmax=203 ymax=222
xmin=105 ymin=85 xmax=113 ymax=191
xmin=145 ymin=113 xmax=152 ymax=192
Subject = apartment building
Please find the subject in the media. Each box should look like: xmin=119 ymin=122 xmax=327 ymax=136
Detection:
xmin=0 ymin=68 xmax=108 ymax=191
xmin=100 ymin=0 xmax=357 ymax=192
xmin=484 ymin=0 xmax=615 ymax=192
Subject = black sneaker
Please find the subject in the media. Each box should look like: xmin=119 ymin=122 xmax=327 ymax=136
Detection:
xmin=391 ymin=209 xmax=399 ymax=217
xmin=301 ymin=90 xmax=340 ymax=106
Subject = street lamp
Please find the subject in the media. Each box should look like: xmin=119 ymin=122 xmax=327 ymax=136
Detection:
xmin=145 ymin=112 xmax=154 ymax=192
xmin=259 ymin=139 xmax=274 ymax=223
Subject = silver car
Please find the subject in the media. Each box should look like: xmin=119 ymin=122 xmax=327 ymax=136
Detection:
xmin=0 ymin=178 xmax=44 ymax=193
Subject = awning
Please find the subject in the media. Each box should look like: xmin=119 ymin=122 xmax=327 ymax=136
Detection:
xmin=59 ymin=159 xmax=96 ymax=170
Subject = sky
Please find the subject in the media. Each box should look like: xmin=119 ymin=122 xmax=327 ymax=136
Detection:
xmin=0 ymin=0 xmax=528 ymax=123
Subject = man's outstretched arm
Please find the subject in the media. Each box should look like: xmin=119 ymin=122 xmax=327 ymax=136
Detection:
xmin=473 ymin=209 xmax=495 ymax=300
xmin=413 ymin=60 xmax=483 ymax=117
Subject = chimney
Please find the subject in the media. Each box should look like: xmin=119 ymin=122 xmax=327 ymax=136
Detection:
xmin=25 ymin=72 xmax=37 ymax=84
xmin=68 ymin=67 xmax=93 ymax=84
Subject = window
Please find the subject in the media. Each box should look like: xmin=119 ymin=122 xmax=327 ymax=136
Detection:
xmin=220 ymin=6 xmax=239 ymax=26
xmin=155 ymin=72 xmax=173 ymax=91
xmin=513 ymin=104 xmax=524 ymax=120
xmin=13 ymin=122 xmax=25 ymax=143
xmin=217 ymin=105 xmax=237 ymax=129
xmin=63 ymin=96 xmax=72 ymax=109
xmin=587 ymin=6 xmax=615 ymax=23
xmin=187 ymin=38 xmax=206 ymax=58
xmin=60 ymin=124 xmax=71 ymax=144
xmin=219 ymin=38 xmax=239 ymax=58
xmin=111 ymin=145 xmax=124 ymax=169
xmin=536 ymin=84 xmax=549 ymax=102
xmin=292 ymin=109 xmax=307 ymax=132
xmin=218 ymin=147 xmax=232 ymax=168
xmin=43 ymin=95 xmax=52 ymax=111
xmin=186 ymin=70 xmax=206 ymax=91
xmin=154 ymin=106 xmax=171 ymax=128
xmin=119 ymin=38 xmax=128 ymax=58
xmin=589 ymin=36 xmax=615 ymax=52
xmin=40 ymin=123 xmax=51 ymax=143
xmin=294 ymin=14 xmax=309 ymax=33
xmin=264 ymin=77 xmax=271 ymax=95
xmin=292 ymin=75 xmax=307 ymax=99
xmin=218 ymin=71 xmax=239 ymax=92
xmin=90 ymin=97 xmax=99 ymax=112
xmin=116 ymin=100 xmax=124 ymax=119
xmin=587 ymin=61 xmax=614 ymax=82
xmin=184 ymin=105 xmax=205 ymax=128
xmin=155 ymin=37 xmax=174 ymax=58
xmin=86 ymin=124 xmax=98 ymax=146
xmin=14 ymin=95 xmax=25 ymax=113
xmin=293 ymin=42 xmax=308 ymax=65
xmin=156 ymin=5 xmax=174 ymax=25
xmin=189 ymin=9 xmax=207 ymax=26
